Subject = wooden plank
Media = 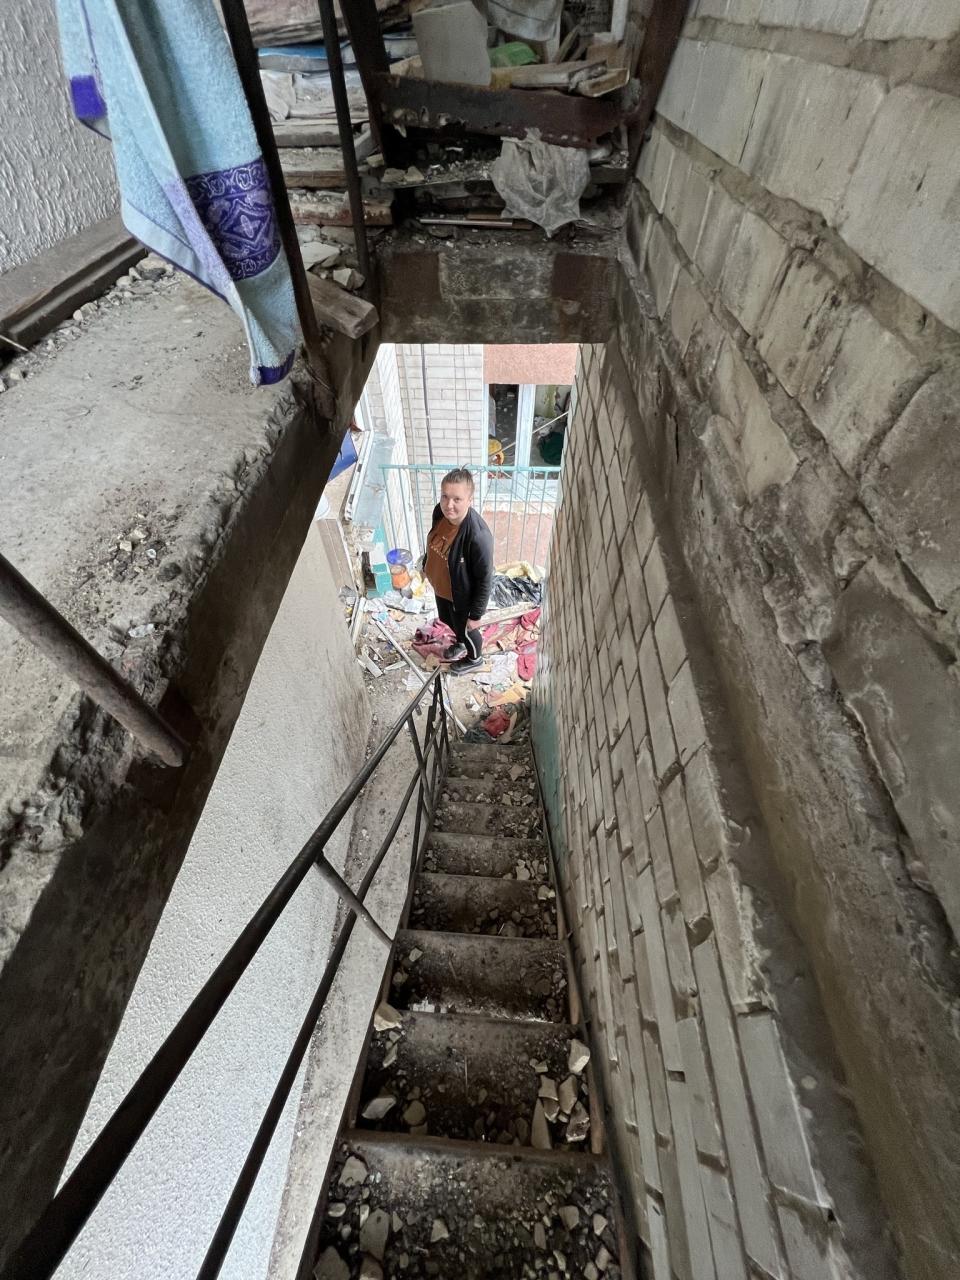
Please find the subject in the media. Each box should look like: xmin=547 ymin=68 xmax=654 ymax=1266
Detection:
xmin=289 ymin=192 xmax=393 ymax=226
xmin=577 ymin=66 xmax=630 ymax=97
xmin=370 ymin=73 xmax=624 ymax=148
xmin=307 ymin=273 xmax=379 ymax=339
xmin=272 ymin=119 xmax=345 ymax=147
xmin=280 ymin=147 xmax=347 ymax=188
xmin=0 ymin=216 xmax=144 ymax=349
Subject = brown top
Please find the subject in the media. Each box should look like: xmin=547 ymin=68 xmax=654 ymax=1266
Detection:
xmin=425 ymin=517 xmax=458 ymax=601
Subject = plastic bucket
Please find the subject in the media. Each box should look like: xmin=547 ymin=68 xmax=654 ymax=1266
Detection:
xmin=387 ymin=547 xmax=413 ymax=589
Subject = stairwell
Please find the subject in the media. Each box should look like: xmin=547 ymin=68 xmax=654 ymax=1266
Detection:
xmin=313 ymin=737 xmax=630 ymax=1280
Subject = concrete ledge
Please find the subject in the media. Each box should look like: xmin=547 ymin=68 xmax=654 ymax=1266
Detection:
xmin=376 ymin=229 xmax=620 ymax=344
xmin=0 ymin=274 xmax=374 ymax=1257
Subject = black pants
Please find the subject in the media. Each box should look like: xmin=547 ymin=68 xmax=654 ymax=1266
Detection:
xmin=437 ymin=597 xmax=482 ymax=660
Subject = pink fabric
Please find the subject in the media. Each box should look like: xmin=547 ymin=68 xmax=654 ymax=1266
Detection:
xmin=411 ymin=618 xmax=456 ymax=659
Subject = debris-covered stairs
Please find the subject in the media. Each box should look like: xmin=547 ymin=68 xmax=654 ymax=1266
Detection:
xmin=314 ymin=738 xmax=629 ymax=1280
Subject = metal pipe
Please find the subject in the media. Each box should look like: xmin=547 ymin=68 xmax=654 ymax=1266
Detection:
xmin=0 ymin=671 xmax=441 ymax=1280
xmin=196 ymin=757 xmax=429 ymax=1280
xmin=315 ymin=0 xmax=373 ymax=294
xmin=219 ymin=0 xmax=330 ymax=381
xmin=314 ymin=854 xmax=391 ymax=948
xmin=0 ymin=552 xmax=186 ymax=767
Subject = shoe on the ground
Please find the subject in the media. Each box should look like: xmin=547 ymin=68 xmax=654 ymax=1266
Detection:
xmin=448 ymin=656 xmax=483 ymax=676
xmin=441 ymin=642 xmax=468 ymax=662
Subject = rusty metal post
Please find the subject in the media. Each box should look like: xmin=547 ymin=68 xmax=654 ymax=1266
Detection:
xmin=315 ymin=0 xmax=374 ymax=295
xmin=0 ymin=552 xmax=186 ymax=767
xmin=219 ymin=0 xmax=334 ymax=396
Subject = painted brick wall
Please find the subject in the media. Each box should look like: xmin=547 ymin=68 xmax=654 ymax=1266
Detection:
xmin=535 ymin=6 xmax=959 ymax=1280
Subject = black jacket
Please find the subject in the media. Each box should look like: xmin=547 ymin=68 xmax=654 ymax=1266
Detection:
xmin=427 ymin=505 xmax=494 ymax=619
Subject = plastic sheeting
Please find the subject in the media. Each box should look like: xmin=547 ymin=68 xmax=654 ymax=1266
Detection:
xmin=487 ymin=0 xmax=561 ymax=41
xmin=491 ymin=131 xmax=591 ymax=236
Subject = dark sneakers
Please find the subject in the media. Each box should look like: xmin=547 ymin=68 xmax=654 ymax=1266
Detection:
xmin=448 ymin=656 xmax=483 ymax=675
xmin=441 ymin=642 xmax=468 ymax=663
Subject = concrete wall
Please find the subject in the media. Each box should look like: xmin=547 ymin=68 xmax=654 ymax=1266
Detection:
xmin=59 ymin=522 xmax=370 ymax=1280
xmin=535 ymin=6 xmax=960 ymax=1280
xmin=0 ymin=0 xmax=117 ymax=274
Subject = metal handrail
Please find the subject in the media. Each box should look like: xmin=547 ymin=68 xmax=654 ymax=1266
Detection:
xmin=1 ymin=669 xmax=454 ymax=1280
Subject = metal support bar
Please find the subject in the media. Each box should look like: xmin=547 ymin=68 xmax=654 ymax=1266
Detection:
xmin=219 ymin=0 xmax=333 ymax=398
xmin=197 ymin=746 xmax=435 ymax=1280
xmin=315 ymin=0 xmax=373 ymax=296
xmin=314 ymin=854 xmax=391 ymax=948
xmin=406 ymin=713 xmax=436 ymax=815
xmin=0 ymin=671 xmax=441 ymax=1280
xmin=0 ymin=552 xmax=186 ymax=767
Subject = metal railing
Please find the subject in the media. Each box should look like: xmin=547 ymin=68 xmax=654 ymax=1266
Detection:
xmin=0 ymin=669 xmax=454 ymax=1280
xmin=380 ymin=462 xmax=562 ymax=569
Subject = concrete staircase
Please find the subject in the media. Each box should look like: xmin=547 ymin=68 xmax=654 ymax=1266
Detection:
xmin=314 ymin=739 xmax=627 ymax=1280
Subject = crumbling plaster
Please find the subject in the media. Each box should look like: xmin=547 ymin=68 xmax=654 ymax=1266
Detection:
xmin=0 ymin=0 xmax=118 ymax=274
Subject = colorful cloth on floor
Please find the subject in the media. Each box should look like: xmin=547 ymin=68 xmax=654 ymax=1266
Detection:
xmin=56 ymin=0 xmax=298 ymax=385
xmin=411 ymin=618 xmax=456 ymax=660
xmin=480 ymin=606 xmax=540 ymax=681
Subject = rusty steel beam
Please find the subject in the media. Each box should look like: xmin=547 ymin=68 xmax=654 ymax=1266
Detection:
xmin=0 ymin=552 xmax=187 ymax=767
xmin=371 ymin=74 xmax=624 ymax=148
xmin=220 ymin=0 xmax=334 ymax=404
xmin=630 ymin=0 xmax=691 ymax=165
xmin=315 ymin=0 xmax=374 ymax=294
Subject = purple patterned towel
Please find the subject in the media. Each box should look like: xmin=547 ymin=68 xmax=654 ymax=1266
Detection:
xmin=56 ymin=0 xmax=299 ymax=386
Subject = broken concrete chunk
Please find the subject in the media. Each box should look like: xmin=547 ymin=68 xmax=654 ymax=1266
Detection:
xmin=362 ymin=1091 xmax=397 ymax=1121
xmin=382 ymin=1044 xmax=398 ymax=1068
xmin=531 ymin=1098 xmax=552 ymax=1150
xmin=403 ymin=1100 xmax=427 ymax=1126
xmin=314 ymin=1245 xmax=350 ymax=1280
xmin=431 ymin=1217 xmax=450 ymax=1242
xmin=592 ymin=1213 xmax=608 ymax=1236
xmin=543 ymin=1097 xmax=560 ymax=1122
xmin=359 ymin=1256 xmax=383 ymax=1280
xmin=534 ymin=1221 xmax=547 ymax=1250
xmin=374 ymin=1002 xmax=403 ymax=1032
xmin=359 ymin=1207 xmax=390 ymax=1261
xmin=538 ymin=1076 xmax=559 ymax=1101
xmin=407 ymin=947 xmax=423 ymax=963
xmin=338 ymin=1155 xmax=368 ymax=1188
xmin=585 ymin=1264 xmax=599 ymax=1280
xmin=565 ymin=1102 xmax=590 ymax=1143
xmin=559 ymin=1205 xmax=580 ymax=1230
xmin=568 ymin=1038 xmax=591 ymax=1074
xmin=596 ymin=1244 xmax=612 ymax=1271
xmin=558 ymin=1075 xmax=578 ymax=1114
xmin=327 ymin=1201 xmax=347 ymax=1219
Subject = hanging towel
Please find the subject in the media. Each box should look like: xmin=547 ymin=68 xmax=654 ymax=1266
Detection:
xmin=56 ymin=0 xmax=299 ymax=386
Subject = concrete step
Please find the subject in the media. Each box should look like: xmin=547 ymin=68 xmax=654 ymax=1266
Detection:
xmin=447 ymin=742 xmax=535 ymax=781
xmin=441 ymin=772 xmax=538 ymax=806
xmin=410 ymin=871 xmax=556 ymax=938
xmin=392 ymin=929 xmax=568 ymax=1023
xmin=423 ymin=830 xmax=548 ymax=879
xmin=316 ymin=1132 xmax=621 ymax=1279
xmin=433 ymin=797 xmax=544 ymax=840
xmin=358 ymin=1010 xmax=593 ymax=1149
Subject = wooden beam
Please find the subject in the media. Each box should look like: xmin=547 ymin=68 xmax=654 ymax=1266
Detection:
xmin=307 ymin=274 xmax=379 ymax=339
xmin=0 ymin=216 xmax=143 ymax=350
xmin=371 ymin=74 xmax=624 ymax=148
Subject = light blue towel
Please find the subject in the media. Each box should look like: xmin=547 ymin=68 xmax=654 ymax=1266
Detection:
xmin=56 ymin=0 xmax=299 ymax=386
